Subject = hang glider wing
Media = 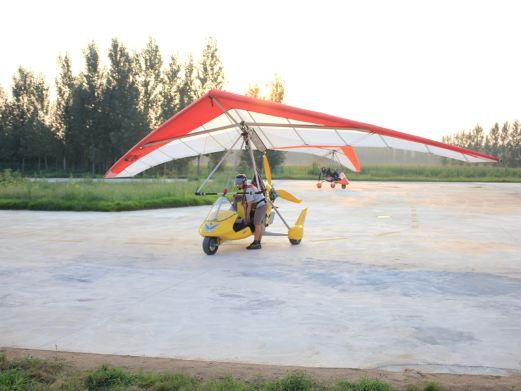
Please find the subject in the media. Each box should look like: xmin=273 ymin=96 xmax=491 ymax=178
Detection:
xmin=104 ymin=90 xmax=498 ymax=178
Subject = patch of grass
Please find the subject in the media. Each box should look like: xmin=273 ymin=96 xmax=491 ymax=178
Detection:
xmin=0 ymin=355 xmax=450 ymax=391
xmin=0 ymin=355 xmax=66 ymax=391
xmin=274 ymin=164 xmax=521 ymax=182
xmin=84 ymin=364 xmax=134 ymax=390
xmin=135 ymin=371 xmax=196 ymax=390
xmin=265 ymin=372 xmax=320 ymax=391
xmin=0 ymin=179 xmax=217 ymax=211
xmin=333 ymin=378 xmax=395 ymax=391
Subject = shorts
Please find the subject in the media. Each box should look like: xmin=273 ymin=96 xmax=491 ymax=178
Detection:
xmin=253 ymin=203 xmax=267 ymax=225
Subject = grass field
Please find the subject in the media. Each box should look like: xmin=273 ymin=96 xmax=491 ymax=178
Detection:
xmin=0 ymin=354 xmax=442 ymax=391
xmin=275 ymin=164 xmax=521 ymax=182
xmin=0 ymin=171 xmax=216 ymax=212
xmin=1 ymin=165 xmax=520 ymax=212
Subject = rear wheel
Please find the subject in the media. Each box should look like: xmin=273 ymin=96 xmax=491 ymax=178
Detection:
xmin=203 ymin=237 xmax=219 ymax=255
xmin=289 ymin=238 xmax=301 ymax=245
xmin=341 ymin=184 xmax=347 ymax=189
xmin=330 ymin=182 xmax=336 ymax=188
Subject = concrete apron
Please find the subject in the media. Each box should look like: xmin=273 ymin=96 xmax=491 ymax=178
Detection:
xmin=1 ymin=181 xmax=520 ymax=375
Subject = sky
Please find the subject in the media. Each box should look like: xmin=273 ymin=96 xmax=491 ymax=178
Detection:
xmin=1 ymin=0 xmax=520 ymax=141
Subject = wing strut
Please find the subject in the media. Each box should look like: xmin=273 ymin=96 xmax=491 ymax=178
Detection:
xmin=195 ymin=133 xmax=243 ymax=195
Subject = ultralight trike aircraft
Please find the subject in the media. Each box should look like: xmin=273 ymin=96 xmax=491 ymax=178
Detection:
xmin=105 ymin=90 xmax=498 ymax=254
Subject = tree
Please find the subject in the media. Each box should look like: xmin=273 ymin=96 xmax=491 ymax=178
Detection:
xmin=245 ymin=83 xmax=260 ymax=99
xmin=197 ymin=37 xmax=224 ymax=97
xmin=135 ymin=38 xmax=163 ymax=130
xmin=0 ymin=86 xmax=8 ymax=163
xmin=54 ymin=53 xmax=75 ymax=170
xmin=178 ymin=55 xmax=197 ymax=110
xmin=509 ymin=121 xmax=521 ymax=166
xmin=196 ymin=38 xmax=226 ymax=173
xmin=6 ymin=67 xmax=54 ymax=171
xmin=70 ymin=42 xmax=104 ymax=172
xmin=469 ymin=125 xmax=484 ymax=151
xmin=159 ymin=54 xmax=182 ymax=123
xmin=103 ymin=39 xmax=146 ymax=166
xmin=488 ymin=123 xmax=500 ymax=158
xmin=499 ymin=122 xmax=511 ymax=163
xmin=267 ymin=74 xmax=284 ymax=103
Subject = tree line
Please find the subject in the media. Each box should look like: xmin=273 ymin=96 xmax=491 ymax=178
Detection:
xmin=442 ymin=121 xmax=521 ymax=166
xmin=0 ymin=37 xmax=225 ymax=174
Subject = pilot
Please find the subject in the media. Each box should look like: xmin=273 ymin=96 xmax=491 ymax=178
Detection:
xmin=235 ymin=173 xmax=266 ymax=250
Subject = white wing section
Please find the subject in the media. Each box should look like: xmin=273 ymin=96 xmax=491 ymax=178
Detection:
xmin=277 ymin=147 xmax=359 ymax=172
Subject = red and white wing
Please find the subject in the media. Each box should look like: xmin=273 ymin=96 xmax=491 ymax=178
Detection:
xmin=105 ymin=90 xmax=498 ymax=178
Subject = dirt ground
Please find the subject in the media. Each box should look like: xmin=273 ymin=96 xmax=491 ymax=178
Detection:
xmin=2 ymin=347 xmax=520 ymax=390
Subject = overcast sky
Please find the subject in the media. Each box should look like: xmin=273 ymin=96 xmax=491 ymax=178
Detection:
xmin=1 ymin=0 xmax=519 ymax=140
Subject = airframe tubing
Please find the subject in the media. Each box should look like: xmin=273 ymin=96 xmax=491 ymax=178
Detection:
xmin=195 ymin=133 xmax=243 ymax=194
xmin=211 ymin=96 xmax=291 ymax=230
xmin=211 ymin=95 xmax=263 ymax=194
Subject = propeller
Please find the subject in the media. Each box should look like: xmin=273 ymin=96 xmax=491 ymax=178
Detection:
xmin=276 ymin=189 xmax=302 ymax=203
xmin=263 ymin=154 xmax=301 ymax=204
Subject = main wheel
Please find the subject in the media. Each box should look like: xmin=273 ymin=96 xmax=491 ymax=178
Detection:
xmin=316 ymin=182 xmax=322 ymax=189
xmin=289 ymin=238 xmax=301 ymax=245
xmin=330 ymin=182 xmax=336 ymax=188
xmin=202 ymin=237 xmax=219 ymax=255
xmin=341 ymin=184 xmax=347 ymax=189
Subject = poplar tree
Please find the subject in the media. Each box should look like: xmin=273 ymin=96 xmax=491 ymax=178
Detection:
xmin=136 ymin=38 xmax=163 ymax=130
xmin=510 ymin=121 xmax=521 ymax=166
xmin=197 ymin=37 xmax=224 ymax=96
xmin=488 ymin=123 xmax=500 ymax=158
xmin=245 ymin=83 xmax=260 ymax=99
xmin=159 ymin=54 xmax=182 ymax=123
xmin=103 ymin=39 xmax=146 ymax=163
xmin=71 ymin=42 xmax=104 ymax=172
xmin=54 ymin=53 xmax=75 ymax=170
xmin=198 ymin=38 xmax=226 ymax=171
xmin=0 ymin=86 xmax=7 ymax=162
xmin=499 ymin=122 xmax=510 ymax=162
xmin=7 ymin=68 xmax=53 ymax=171
xmin=178 ymin=54 xmax=197 ymax=110
xmin=267 ymin=74 xmax=284 ymax=103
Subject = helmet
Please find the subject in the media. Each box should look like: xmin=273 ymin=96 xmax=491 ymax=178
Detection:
xmin=234 ymin=174 xmax=247 ymax=186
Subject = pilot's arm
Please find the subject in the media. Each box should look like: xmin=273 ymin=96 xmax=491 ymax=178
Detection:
xmin=244 ymin=202 xmax=252 ymax=224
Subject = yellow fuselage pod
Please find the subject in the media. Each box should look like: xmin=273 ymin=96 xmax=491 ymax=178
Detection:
xmin=199 ymin=210 xmax=252 ymax=242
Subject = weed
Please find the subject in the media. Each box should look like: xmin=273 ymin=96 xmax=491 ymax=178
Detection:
xmin=84 ymin=364 xmax=134 ymax=390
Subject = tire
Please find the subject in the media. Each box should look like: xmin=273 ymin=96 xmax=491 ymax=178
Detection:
xmin=316 ymin=182 xmax=322 ymax=189
xmin=342 ymin=184 xmax=347 ymax=189
xmin=289 ymin=238 xmax=301 ymax=245
xmin=330 ymin=182 xmax=336 ymax=188
xmin=203 ymin=237 xmax=219 ymax=255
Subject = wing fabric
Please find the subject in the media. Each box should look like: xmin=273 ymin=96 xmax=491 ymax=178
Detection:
xmin=105 ymin=90 xmax=498 ymax=178
xmin=274 ymin=145 xmax=361 ymax=173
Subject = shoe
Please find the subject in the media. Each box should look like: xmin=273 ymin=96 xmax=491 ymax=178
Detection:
xmin=246 ymin=241 xmax=261 ymax=250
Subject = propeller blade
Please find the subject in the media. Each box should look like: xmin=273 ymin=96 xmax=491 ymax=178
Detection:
xmin=263 ymin=154 xmax=272 ymax=186
xmin=277 ymin=189 xmax=302 ymax=203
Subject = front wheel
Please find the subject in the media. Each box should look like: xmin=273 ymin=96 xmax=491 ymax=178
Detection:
xmin=203 ymin=237 xmax=219 ymax=255
xmin=289 ymin=238 xmax=301 ymax=245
